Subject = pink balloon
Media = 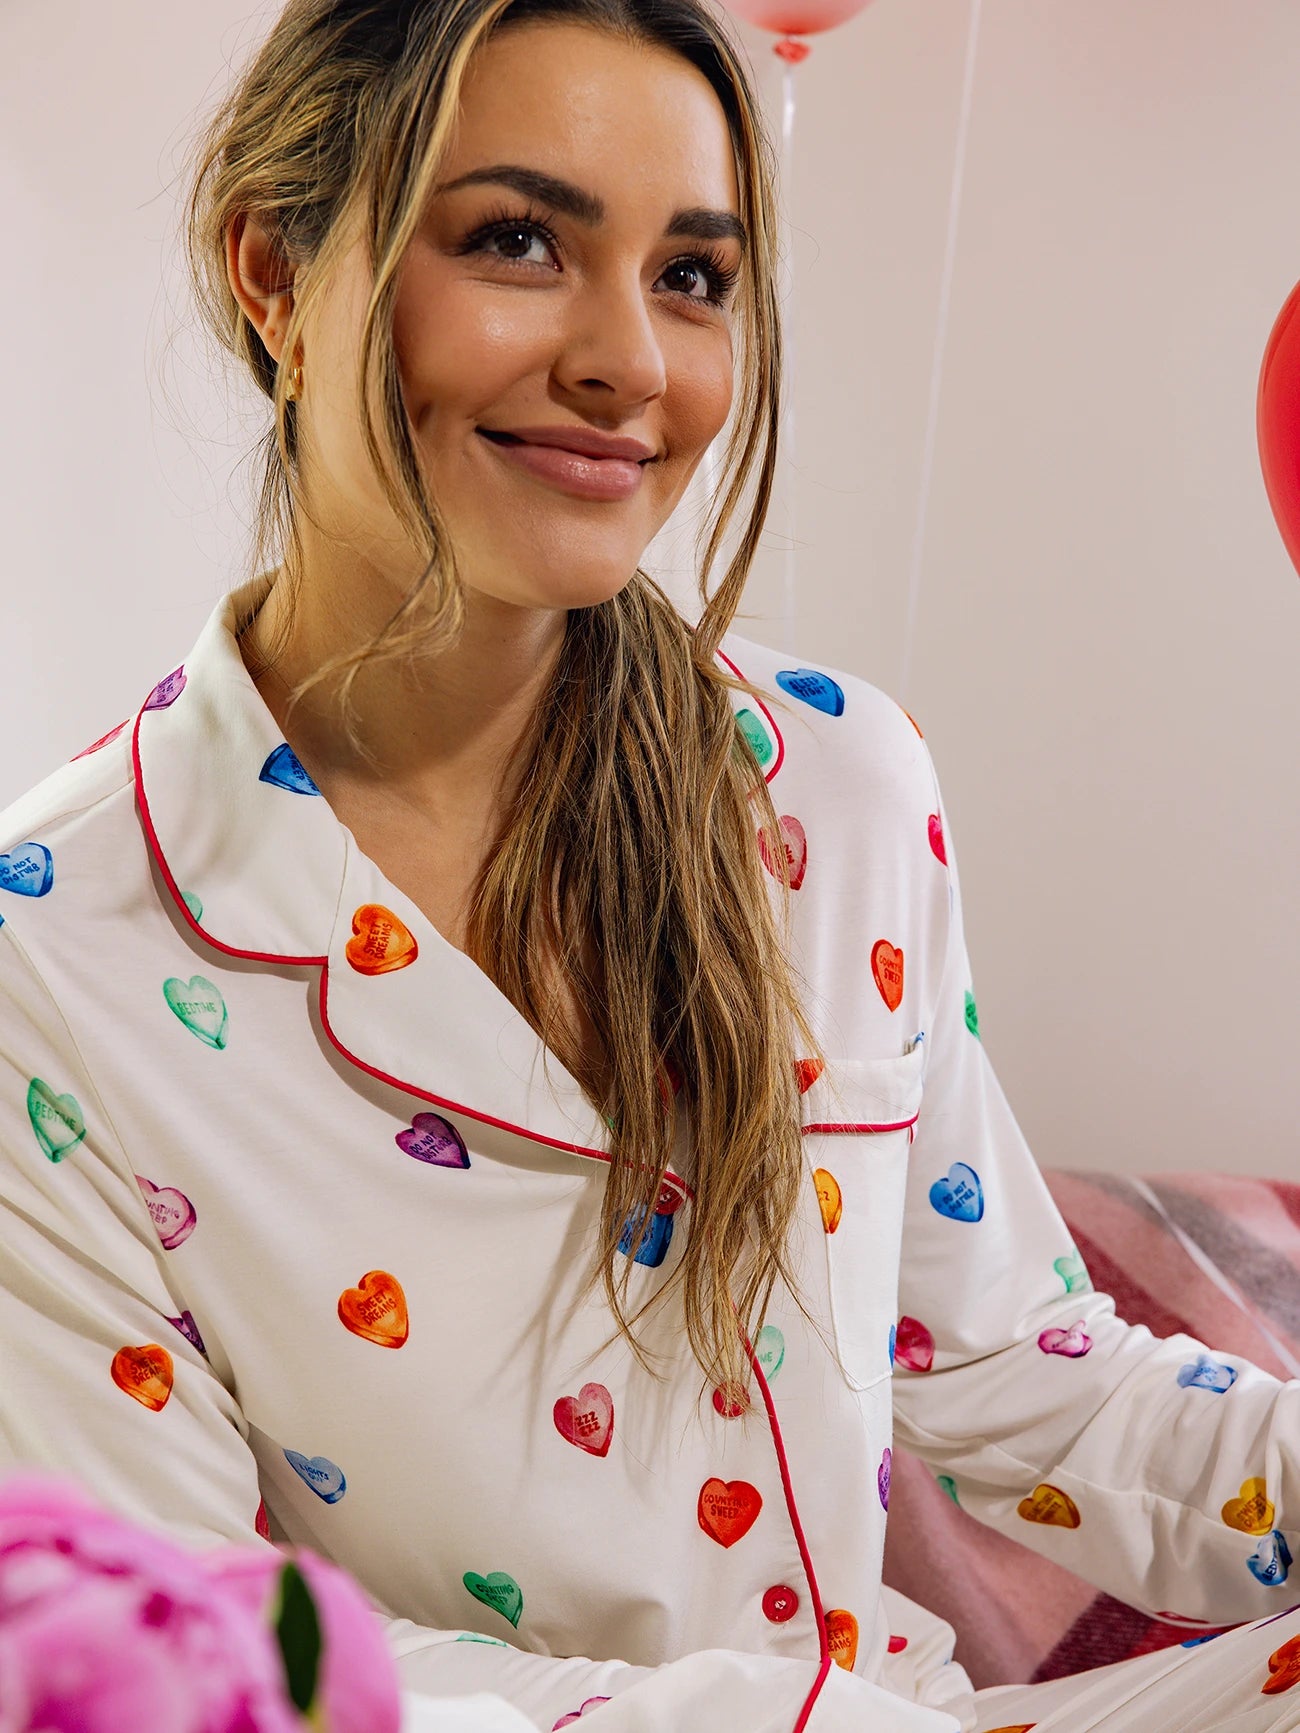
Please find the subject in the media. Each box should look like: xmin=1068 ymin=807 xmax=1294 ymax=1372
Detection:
xmin=723 ymin=0 xmax=876 ymax=37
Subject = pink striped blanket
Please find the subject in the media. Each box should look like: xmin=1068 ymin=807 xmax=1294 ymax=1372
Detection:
xmin=882 ymin=1171 xmax=1300 ymax=1688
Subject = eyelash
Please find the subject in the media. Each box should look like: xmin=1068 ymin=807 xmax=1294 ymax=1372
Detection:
xmin=457 ymin=200 xmax=741 ymax=308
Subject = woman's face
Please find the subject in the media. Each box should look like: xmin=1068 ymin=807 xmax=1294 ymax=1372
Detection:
xmin=296 ymin=19 xmax=745 ymax=616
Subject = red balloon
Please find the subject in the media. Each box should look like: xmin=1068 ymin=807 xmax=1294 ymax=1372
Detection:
xmin=1257 ymin=277 xmax=1300 ymax=579
xmin=724 ymin=0 xmax=876 ymax=45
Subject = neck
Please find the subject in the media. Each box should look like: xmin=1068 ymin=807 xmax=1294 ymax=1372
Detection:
xmin=239 ymin=549 xmax=568 ymax=832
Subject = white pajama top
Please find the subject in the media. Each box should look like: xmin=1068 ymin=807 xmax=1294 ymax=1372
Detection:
xmin=1 ymin=572 xmax=1297 ymax=1733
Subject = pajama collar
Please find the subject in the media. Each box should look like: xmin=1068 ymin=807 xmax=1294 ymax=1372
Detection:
xmin=131 ymin=574 xmax=785 ymax=1167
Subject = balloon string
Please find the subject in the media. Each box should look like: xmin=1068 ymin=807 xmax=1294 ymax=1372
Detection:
xmin=780 ymin=55 xmax=799 ymax=647
xmin=898 ymin=0 xmax=983 ymax=712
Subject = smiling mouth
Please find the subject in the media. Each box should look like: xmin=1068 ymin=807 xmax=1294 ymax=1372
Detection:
xmin=478 ymin=429 xmax=651 ymax=464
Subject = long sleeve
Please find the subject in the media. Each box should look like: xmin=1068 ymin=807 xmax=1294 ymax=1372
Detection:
xmin=0 ymin=913 xmax=962 ymax=1733
xmin=891 ymin=739 xmax=1300 ymax=1626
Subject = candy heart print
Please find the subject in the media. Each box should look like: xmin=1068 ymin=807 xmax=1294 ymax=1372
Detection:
xmin=929 ymin=1163 xmax=984 ymax=1223
xmin=338 ymin=1270 xmax=409 ymax=1348
xmin=1222 ymin=1477 xmax=1274 ymax=1536
xmin=463 ymin=1571 xmax=523 ymax=1628
xmin=284 ymin=1450 xmax=347 ymax=1503
xmin=553 ymin=1384 xmax=614 ymax=1458
xmin=877 ymin=1448 xmax=891 ymax=1510
xmin=894 ymin=1316 xmax=935 ymax=1372
xmin=1177 ymin=1355 xmax=1237 ymax=1393
xmin=871 ymin=940 xmax=904 ymax=1011
xmin=0 ymin=842 xmax=53 ymax=898
xmin=927 ymin=813 xmax=947 ymax=864
xmin=824 ymin=1609 xmax=859 ymax=1672
xmin=346 ymin=904 xmax=418 ymax=976
xmin=145 ymin=667 xmax=186 ymax=709
xmin=1262 ymin=1634 xmax=1300 ymax=1694
xmin=735 ymin=707 xmax=776 ymax=770
xmin=396 ymin=1112 xmax=470 ymax=1169
xmin=26 ymin=1078 xmax=85 ymax=1162
xmin=1017 ymin=1483 xmax=1081 ymax=1529
xmin=697 ymin=1479 xmax=762 ymax=1548
xmin=162 ymin=976 xmax=229 ymax=1050
xmin=552 ymin=1698 xmax=612 ymax=1728
xmin=136 ymin=1175 xmax=197 ymax=1250
xmin=1054 ymin=1251 xmax=1092 ymax=1294
xmin=775 ymin=668 xmax=845 ymax=716
xmin=110 ymin=1344 xmax=174 ymax=1412
xmin=1249 ymin=1530 xmax=1293 ymax=1587
xmin=1038 ymin=1322 xmax=1092 ymax=1358
xmin=758 ymin=816 xmax=807 ymax=890
xmin=814 ymin=1168 xmax=843 ymax=1233
xmin=258 ymin=742 xmax=321 ymax=795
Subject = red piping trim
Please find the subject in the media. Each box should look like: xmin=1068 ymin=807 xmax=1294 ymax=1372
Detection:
xmin=746 ymin=1335 xmax=831 ymax=1731
xmin=715 ymin=647 xmax=785 ymax=783
xmin=132 ymin=699 xmax=694 ymax=1195
xmin=801 ymin=1114 xmax=920 ymax=1136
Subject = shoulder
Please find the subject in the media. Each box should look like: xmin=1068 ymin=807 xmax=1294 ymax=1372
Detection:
xmin=0 ymin=720 xmax=138 ymax=927
xmin=715 ymin=631 xmax=936 ymax=808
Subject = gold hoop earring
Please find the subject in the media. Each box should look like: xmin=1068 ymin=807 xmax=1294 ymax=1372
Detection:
xmin=285 ymin=360 xmax=304 ymax=402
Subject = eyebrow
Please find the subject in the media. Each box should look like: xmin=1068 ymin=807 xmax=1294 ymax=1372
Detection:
xmin=435 ymin=163 xmax=749 ymax=254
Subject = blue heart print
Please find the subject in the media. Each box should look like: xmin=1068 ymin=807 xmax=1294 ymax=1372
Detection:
xmin=888 ymin=1324 xmax=897 ymax=1367
xmin=1247 ymin=1529 xmax=1292 ymax=1587
xmin=0 ymin=843 xmax=53 ymax=898
xmin=928 ymin=1162 xmax=984 ymax=1223
xmin=259 ymin=744 xmax=321 ymax=796
xmin=775 ymin=669 xmax=845 ymax=717
xmin=617 ymin=1206 xmax=673 ymax=1268
xmin=284 ymin=1449 xmax=347 ymax=1503
xmin=1177 ymin=1355 xmax=1237 ymax=1394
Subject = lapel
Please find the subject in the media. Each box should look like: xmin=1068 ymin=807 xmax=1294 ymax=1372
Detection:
xmin=131 ymin=575 xmax=785 ymax=1166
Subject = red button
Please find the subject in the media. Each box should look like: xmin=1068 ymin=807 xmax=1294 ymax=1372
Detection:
xmin=763 ymin=1585 xmax=799 ymax=1624
xmin=712 ymin=1382 xmax=751 ymax=1418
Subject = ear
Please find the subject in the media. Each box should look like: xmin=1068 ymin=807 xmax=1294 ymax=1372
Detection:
xmin=226 ymin=213 xmax=297 ymax=366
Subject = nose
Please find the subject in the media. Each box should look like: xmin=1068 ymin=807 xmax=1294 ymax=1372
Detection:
xmin=554 ymin=267 xmax=669 ymax=410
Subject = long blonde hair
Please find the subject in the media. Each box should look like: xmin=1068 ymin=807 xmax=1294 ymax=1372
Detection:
xmin=182 ymin=0 xmax=822 ymax=1390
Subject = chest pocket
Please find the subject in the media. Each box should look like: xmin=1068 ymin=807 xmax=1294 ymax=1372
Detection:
xmin=802 ymin=1047 xmax=927 ymax=1391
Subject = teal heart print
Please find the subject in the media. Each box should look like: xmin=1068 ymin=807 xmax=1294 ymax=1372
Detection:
xmin=163 ymin=976 xmax=229 ymax=1050
xmin=26 ymin=1079 xmax=85 ymax=1162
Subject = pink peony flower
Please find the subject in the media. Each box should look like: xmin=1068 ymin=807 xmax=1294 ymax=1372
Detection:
xmin=0 ymin=1473 xmax=401 ymax=1733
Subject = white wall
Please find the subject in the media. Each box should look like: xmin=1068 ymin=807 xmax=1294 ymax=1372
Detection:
xmin=3 ymin=0 xmax=1298 ymax=1177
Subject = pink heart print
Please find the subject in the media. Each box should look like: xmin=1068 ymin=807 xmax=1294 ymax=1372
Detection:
xmin=1038 ymin=1320 xmax=1093 ymax=1358
xmin=552 ymin=1700 xmax=611 ymax=1729
xmin=878 ymin=1447 xmax=892 ymax=1510
xmin=135 ymin=1175 xmax=197 ymax=1250
xmin=553 ymin=1384 xmax=614 ymax=1457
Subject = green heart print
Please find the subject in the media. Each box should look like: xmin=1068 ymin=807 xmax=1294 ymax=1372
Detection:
xmin=735 ymin=707 xmax=775 ymax=770
xmin=936 ymin=1474 xmax=960 ymax=1506
xmin=180 ymin=891 xmax=204 ymax=923
xmin=163 ymin=975 xmax=229 ymax=1050
xmin=463 ymin=1570 xmax=523 ymax=1628
xmin=27 ymin=1078 xmax=85 ymax=1163
xmin=964 ymin=990 xmax=980 ymax=1040
xmin=1054 ymin=1251 xmax=1092 ymax=1295
xmin=755 ymin=1324 xmax=785 ymax=1381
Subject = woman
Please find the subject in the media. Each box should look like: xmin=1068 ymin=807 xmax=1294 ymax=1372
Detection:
xmin=1 ymin=1 xmax=1297 ymax=1728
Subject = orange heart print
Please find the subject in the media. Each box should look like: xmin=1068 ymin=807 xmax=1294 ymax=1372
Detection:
xmin=813 ymin=1168 xmax=843 ymax=1234
xmin=110 ymin=1343 xmax=174 ymax=1412
xmin=1222 ymin=1477 xmax=1275 ymax=1535
xmin=1016 ymin=1483 xmax=1081 ymax=1529
xmin=871 ymin=940 xmax=904 ymax=1012
xmin=345 ymin=905 xmax=418 ymax=976
xmin=794 ymin=1058 xmax=825 ymax=1094
xmin=824 ymin=1608 xmax=859 ymax=1671
xmin=338 ymin=1270 xmax=410 ymax=1348
xmin=1263 ymin=1634 xmax=1300 ymax=1696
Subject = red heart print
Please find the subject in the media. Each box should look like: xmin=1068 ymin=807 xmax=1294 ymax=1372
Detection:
xmin=927 ymin=813 xmax=947 ymax=864
xmin=110 ymin=1344 xmax=174 ymax=1412
xmin=794 ymin=1058 xmax=825 ymax=1094
xmin=758 ymin=816 xmax=807 ymax=890
xmin=895 ymin=1315 xmax=934 ymax=1372
xmin=871 ymin=939 xmax=904 ymax=1012
xmin=553 ymin=1384 xmax=614 ymax=1458
xmin=338 ymin=1270 xmax=409 ymax=1348
xmin=887 ymin=1634 xmax=908 ymax=1654
xmin=697 ymin=1478 xmax=762 ymax=1547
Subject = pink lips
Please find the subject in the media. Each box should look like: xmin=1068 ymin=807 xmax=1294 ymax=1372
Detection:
xmin=478 ymin=430 xmax=646 ymax=501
